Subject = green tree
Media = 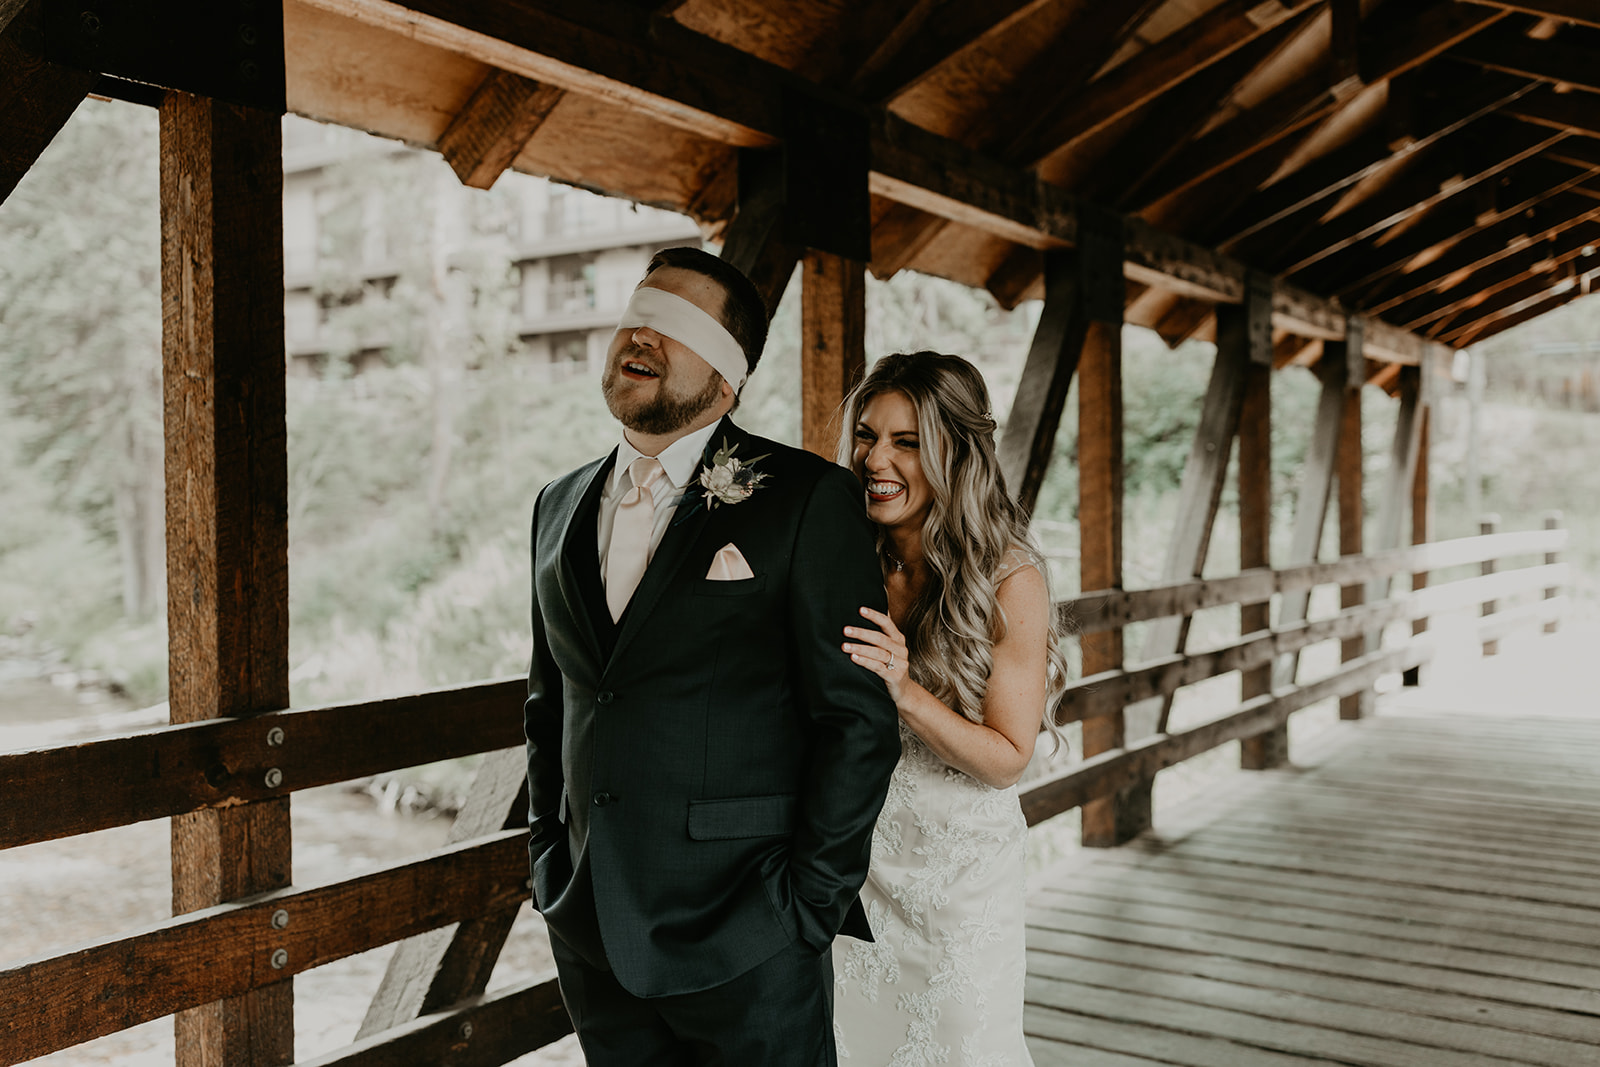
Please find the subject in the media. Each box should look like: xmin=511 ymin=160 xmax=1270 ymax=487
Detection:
xmin=0 ymin=98 xmax=165 ymax=621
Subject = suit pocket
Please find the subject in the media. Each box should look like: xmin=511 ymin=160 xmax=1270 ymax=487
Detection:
xmin=686 ymin=793 xmax=798 ymax=840
xmin=693 ymin=575 xmax=767 ymax=597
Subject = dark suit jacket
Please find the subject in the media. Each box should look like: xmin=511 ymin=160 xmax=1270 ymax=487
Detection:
xmin=524 ymin=417 xmax=901 ymax=998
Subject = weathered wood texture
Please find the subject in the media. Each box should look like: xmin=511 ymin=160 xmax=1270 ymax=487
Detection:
xmin=438 ymin=68 xmax=565 ymax=189
xmin=1336 ymin=358 xmax=1369 ymax=720
xmin=998 ymin=248 xmax=1088 ymax=512
xmin=0 ymin=0 xmax=95 ymax=205
xmin=307 ymin=978 xmax=570 ymax=1067
xmin=1076 ymin=248 xmax=1133 ymax=845
xmin=799 ymin=251 xmax=866 ymax=457
xmin=0 ymin=832 xmax=529 ymax=1066
xmin=1128 ymin=275 xmax=1266 ymax=741
xmin=358 ymin=747 xmax=530 ymax=1037
xmin=159 ymin=91 xmax=293 ymax=1067
xmin=0 ymin=680 xmax=527 ymax=851
xmin=1024 ymin=710 xmax=1600 ymax=1065
xmin=1236 ymin=340 xmax=1277 ymax=769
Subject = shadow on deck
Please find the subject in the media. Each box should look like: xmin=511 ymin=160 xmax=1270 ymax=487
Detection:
xmin=1024 ymin=619 xmax=1600 ymax=1067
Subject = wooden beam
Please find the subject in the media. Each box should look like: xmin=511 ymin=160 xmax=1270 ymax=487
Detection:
xmin=1073 ymin=212 xmax=1133 ymax=847
xmin=159 ymin=90 xmax=292 ymax=1067
xmin=719 ymin=149 xmax=800 ymax=316
xmin=1460 ymin=0 xmax=1600 ymax=30
xmin=1354 ymin=188 xmax=1600 ymax=311
xmin=0 ymin=0 xmax=96 ymax=205
xmin=1217 ymin=72 xmax=1537 ymax=251
xmin=1335 ymin=344 xmax=1369 ymax=720
xmin=1090 ymin=17 xmax=1307 ymax=209
xmin=1129 ymin=65 xmax=1343 ymax=213
xmin=301 ymin=0 xmax=781 ymax=147
xmin=800 ymin=251 xmax=866 ymax=457
xmin=1388 ymin=220 xmax=1600 ymax=329
xmin=988 ymin=0 xmax=1168 ymax=162
xmin=0 ymin=832 xmax=530 ymax=1065
xmin=300 ymin=0 xmax=1444 ymax=366
xmin=1452 ymin=25 xmax=1600 ymax=94
xmin=1077 ymin=316 xmax=1132 ymax=845
xmin=308 ymin=979 xmax=569 ymax=1067
xmin=1237 ymin=335 xmax=1278 ymax=768
xmin=1004 ymin=0 xmax=1321 ymax=166
xmin=1437 ymin=263 xmax=1600 ymax=342
xmin=438 ymin=68 xmax=565 ymax=189
xmin=1127 ymin=273 xmax=1267 ymax=741
xmin=1273 ymin=119 xmax=1570 ymax=277
xmin=1357 ymin=0 xmax=1510 ymax=84
xmin=1319 ymin=165 xmax=1600 ymax=301
xmin=849 ymin=0 xmax=1052 ymax=103
xmin=1366 ymin=368 xmax=1424 ymax=652
xmin=359 ymin=749 xmax=528 ymax=1037
xmin=1506 ymin=86 xmax=1600 ymax=138
xmin=0 ymin=680 xmax=526 ymax=850
xmin=1447 ymin=279 xmax=1582 ymax=342
xmin=1403 ymin=402 xmax=1433 ymax=685
xmin=1271 ymin=331 xmax=1352 ymax=693
xmin=998 ymin=250 xmax=1086 ymax=514
xmin=869 ymin=201 xmax=949 ymax=278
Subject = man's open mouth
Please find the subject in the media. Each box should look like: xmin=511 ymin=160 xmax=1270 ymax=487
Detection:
xmin=621 ymin=360 xmax=660 ymax=379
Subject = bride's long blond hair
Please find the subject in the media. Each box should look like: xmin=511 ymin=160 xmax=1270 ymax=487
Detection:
xmin=838 ymin=352 xmax=1070 ymax=748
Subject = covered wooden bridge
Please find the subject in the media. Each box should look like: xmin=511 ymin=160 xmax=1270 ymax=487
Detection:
xmin=1 ymin=0 xmax=1594 ymax=1063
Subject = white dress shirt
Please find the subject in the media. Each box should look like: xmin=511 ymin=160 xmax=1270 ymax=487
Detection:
xmin=597 ymin=419 xmax=721 ymax=578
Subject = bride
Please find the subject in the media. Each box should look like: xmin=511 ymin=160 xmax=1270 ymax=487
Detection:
xmin=833 ymin=351 xmax=1069 ymax=1066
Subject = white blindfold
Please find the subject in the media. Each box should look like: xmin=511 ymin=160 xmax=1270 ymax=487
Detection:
xmin=615 ymin=286 xmax=748 ymax=392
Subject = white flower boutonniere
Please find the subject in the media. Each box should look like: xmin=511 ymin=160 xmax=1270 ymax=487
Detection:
xmin=698 ymin=439 xmax=770 ymax=510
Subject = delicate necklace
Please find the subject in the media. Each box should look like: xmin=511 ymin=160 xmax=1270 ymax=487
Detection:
xmin=886 ymin=550 xmax=905 ymax=573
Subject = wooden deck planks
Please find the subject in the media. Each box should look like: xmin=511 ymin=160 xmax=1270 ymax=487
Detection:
xmin=1025 ymin=709 xmax=1600 ymax=1064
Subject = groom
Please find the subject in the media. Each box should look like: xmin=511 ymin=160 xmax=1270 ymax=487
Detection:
xmin=524 ymin=246 xmax=900 ymax=1064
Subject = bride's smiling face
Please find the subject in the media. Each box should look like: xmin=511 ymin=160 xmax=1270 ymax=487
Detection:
xmin=852 ymin=390 xmax=931 ymax=531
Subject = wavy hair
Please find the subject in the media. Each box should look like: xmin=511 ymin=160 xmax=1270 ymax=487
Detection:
xmin=837 ymin=351 xmax=1071 ymax=750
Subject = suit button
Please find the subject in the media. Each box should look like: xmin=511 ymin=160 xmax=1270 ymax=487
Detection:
xmin=593 ymin=792 xmax=616 ymax=807
xmin=596 ymin=691 xmax=614 ymax=705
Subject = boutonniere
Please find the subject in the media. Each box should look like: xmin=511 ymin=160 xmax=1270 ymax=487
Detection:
xmin=698 ymin=439 xmax=770 ymax=510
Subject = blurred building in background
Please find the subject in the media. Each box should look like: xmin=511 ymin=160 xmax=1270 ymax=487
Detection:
xmin=281 ymin=115 xmax=702 ymax=381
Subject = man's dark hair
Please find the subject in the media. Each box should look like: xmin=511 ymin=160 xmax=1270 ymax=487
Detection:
xmin=644 ymin=245 xmax=770 ymax=376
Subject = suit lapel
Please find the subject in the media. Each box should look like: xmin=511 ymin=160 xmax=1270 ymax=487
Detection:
xmin=609 ymin=418 xmax=742 ymax=667
xmin=557 ymin=449 xmax=616 ymax=667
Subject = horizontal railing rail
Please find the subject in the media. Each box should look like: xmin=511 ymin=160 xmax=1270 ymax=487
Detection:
xmin=0 ymin=678 xmax=527 ymax=851
xmin=0 ymin=520 xmax=1569 ymax=1067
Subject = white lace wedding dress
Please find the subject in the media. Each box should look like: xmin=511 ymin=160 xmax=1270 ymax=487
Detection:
xmin=833 ymin=717 xmax=1034 ymax=1066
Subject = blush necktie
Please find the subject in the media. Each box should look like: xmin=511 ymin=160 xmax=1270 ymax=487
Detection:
xmin=605 ymin=456 xmax=665 ymax=621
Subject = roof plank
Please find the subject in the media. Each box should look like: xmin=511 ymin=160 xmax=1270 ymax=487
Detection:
xmin=1007 ymin=0 xmax=1322 ymax=167
xmin=438 ymin=69 xmax=565 ymax=189
xmin=1459 ymin=0 xmax=1600 ymax=31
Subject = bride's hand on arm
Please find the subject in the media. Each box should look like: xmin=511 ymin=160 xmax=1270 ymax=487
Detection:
xmin=842 ymin=565 xmax=1051 ymax=789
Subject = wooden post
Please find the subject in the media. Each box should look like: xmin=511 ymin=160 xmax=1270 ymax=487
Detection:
xmin=160 ymin=91 xmax=292 ymax=1067
xmin=1271 ymin=334 xmax=1349 ymax=692
xmin=1073 ymin=210 xmax=1138 ymax=847
xmin=1480 ymin=514 xmax=1500 ymax=656
xmin=1363 ymin=367 xmax=1423 ymax=682
xmin=1403 ymin=404 xmax=1431 ymax=686
xmin=800 ymin=251 xmax=866 ymax=457
xmin=1127 ymin=274 xmax=1264 ymax=742
xmin=720 ymin=148 xmax=801 ymax=317
xmin=998 ymin=248 xmax=1091 ymax=512
xmin=1544 ymin=510 xmax=1563 ymax=634
xmin=1336 ymin=347 xmax=1369 ymax=720
xmin=1236 ymin=303 xmax=1279 ymax=769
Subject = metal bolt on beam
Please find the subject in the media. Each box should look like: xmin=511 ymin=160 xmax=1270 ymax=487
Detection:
xmin=264 ymin=767 xmax=283 ymax=789
xmin=271 ymin=909 xmax=289 ymax=930
xmin=270 ymin=949 xmax=288 ymax=970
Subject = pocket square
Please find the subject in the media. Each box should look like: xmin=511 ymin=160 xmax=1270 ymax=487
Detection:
xmin=706 ymin=543 xmax=756 ymax=581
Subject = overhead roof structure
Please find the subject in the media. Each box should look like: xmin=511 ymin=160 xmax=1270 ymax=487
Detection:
xmin=261 ymin=0 xmax=1600 ymax=363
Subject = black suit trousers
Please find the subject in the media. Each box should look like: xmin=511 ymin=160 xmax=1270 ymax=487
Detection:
xmin=550 ymin=929 xmax=837 ymax=1067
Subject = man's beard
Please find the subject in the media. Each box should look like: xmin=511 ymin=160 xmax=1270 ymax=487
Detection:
xmin=601 ymin=345 xmax=725 ymax=436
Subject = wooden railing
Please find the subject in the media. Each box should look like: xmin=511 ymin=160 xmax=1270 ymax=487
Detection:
xmin=0 ymin=520 xmax=1568 ymax=1066
xmin=1020 ymin=518 xmax=1569 ymax=825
